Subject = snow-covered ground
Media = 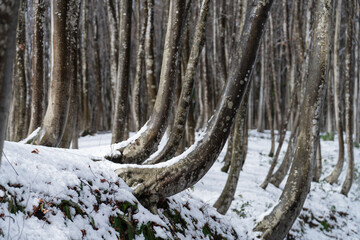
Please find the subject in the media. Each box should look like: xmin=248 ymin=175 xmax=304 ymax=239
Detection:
xmin=0 ymin=130 xmax=359 ymax=239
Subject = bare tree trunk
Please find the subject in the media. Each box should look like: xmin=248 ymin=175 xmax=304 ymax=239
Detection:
xmin=259 ymin=75 xmax=299 ymax=189
xmin=214 ymin=87 xmax=249 ymax=215
xmin=116 ymin=0 xmax=273 ymax=209
xmin=254 ymin=0 xmax=331 ymax=238
xmin=109 ymin=0 xmax=188 ymax=163
xmin=33 ymin=0 xmax=73 ymax=147
xmin=144 ymin=0 xmax=157 ymax=116
xmin=354 ymin=12 xmax=359 ymax=145
xmin=341 ymin=0 xmax=355 ymax=196
xmin=146 ymin=0 xmax=210 ymax=164
xmin=221 ymin=129 xmax=233 ymax=173
xmin=105 ymin=0 xmax=119 ymax=100
xmin=313 ymin=141 xmax=322 ymax=182
xmin=268 ymin=15 xmax=282 ymax=130
xmin=8 ymin=0 xmax=28 ymax=142
xmin=257 ymin=43 xmax=265 ymax=132
xmin=58 ymin=0 xmax=81 ymax=148
xmin=28 ymin=0 xmax=45 ymax=135
xmin=111 ymin=0 xmax=132 ymax=143
xmin=264 ymin=35 xmax=275 ymax=156
xmin=132 ymin=0 xmax=147 ymax=131
xmin=269 ymin=110 xmax=300 ymax=187
xmin=326 ymin=77 xmax=335 ymax=134
xmin=324 ymin=0 xmax=344 ymax=184
xmin=80 ymin=1 xmax=91 ymax=134
xmin=0 ymin=0 xmax=20 ymax=164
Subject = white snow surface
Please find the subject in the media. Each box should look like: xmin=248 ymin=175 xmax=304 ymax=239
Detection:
xmin=0 ymin=130 xmax=359 ymax=239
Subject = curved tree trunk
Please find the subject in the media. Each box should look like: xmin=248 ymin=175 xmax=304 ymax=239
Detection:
xmin=269 ymin=111 xmax=300 ymax=187
xmin=254 ymin=1 xmax=331 ymax=238
xmin=324 ymin=0 xmax=344 ymax=184
xmin=0 ymin=0 xmax=20 ymax=163
xmin=214 ymin=87 xmax=249 ymax=215
xmin=28 ymin=0 xmax=45 ymax=135
xmin=341 ymin=0 xmax=355 ymax=196
xmin=259 ymin=76 xmax=299 ymax=189
xmin=116 ymin=0 xmax=273 ymax=208
xmin=111 ymin=0 xmax=132 ymax=143
xmin=108 ymin=0 xmax=188 ymax=163
xmin=146 ymin=0 xmax=210 ymax=165
xmin=33 ymin=0 xmax=73 ymax=147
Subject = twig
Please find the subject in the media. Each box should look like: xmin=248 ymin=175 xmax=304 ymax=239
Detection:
xmin=2 ymin=151 xmax=19 ymax=176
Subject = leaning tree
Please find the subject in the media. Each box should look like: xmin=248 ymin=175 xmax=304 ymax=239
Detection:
xmin=254 ymin=0 xmax=332 ymax=238
xmin=114 ymin=0 xmax=274 ymax=211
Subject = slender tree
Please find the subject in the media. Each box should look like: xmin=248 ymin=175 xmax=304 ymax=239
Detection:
xmin=325 ymin=0 xmax=344 ymax=184
xmin=341 ymin=0 xmax=355 ymax=196
xmin=214 ymin=87 xmax=249 ymax=215
xmin=254 ymin=0 xmax=331 ymax=238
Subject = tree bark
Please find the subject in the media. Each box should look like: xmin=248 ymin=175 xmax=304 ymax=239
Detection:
xmin=214 ymin=87 xmax=249 ymax=215
xmin=116 ymin=0 xmax=273 ymax=208
xmin=313 ymin=141 xmax=322 ymax=182
xmin=254 ymin=0 xmax=331 ymax=238
xmin=105 ymin=0 xmax=119 ymax=100
xmin=33 ymin=0 xmax=73 ymax=147
xmin=269 ymin=111 xmax=300 ymax=187
xmin=146 ymin=0 xmax=210 ymax=165
xmin=144 ymin=0 xmax=157 ymax=117
xmin=132 ymin=0 xmax=147 ymax=131
xmin=108 ymin=0 xmax=188 ymax=163
xmin=341 ymin=0 xmax=355 ymax=196
xmin=324 ymin=0 xmax=344 ymax=184
xmin=28 ymin=0 xmax=45 ymax=135
xmin=58 ymin=0 xmax=81 ymax=148
xmin=8 ymin=0 xmax=28 ymax=142
xmin=0 ymin=0 xmax=20 ymax=164
xmin=111 ymin=0 xmax=132 ymax=143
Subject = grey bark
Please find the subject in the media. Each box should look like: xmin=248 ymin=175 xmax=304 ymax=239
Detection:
xmin=116 ymin=0 xmax=273 ymax=208
xmin=33 ymin=0 xmax=72 ymax=147
xmin=341 ymin=0 xmax=355 ymax=196
xmin=108 ymin=0 xmax=188 ymax=163
xmin=111 ymin=0 xmax=132 ymax=143
xmin=313 ymin=141 xmax=322 ymax=182
xmin=146 ymin=0 xmax=210 ymax=165
xmin=254 ymin=0 xmax=331 ymax=238
xmin=28 ymin=0 xmax=45 ymax=135
xmin=269 ymin=111 xmax=300 ymax=187
xmin=144 ymin=0 xmax=157 ymax=116
xmin=8 ymin=0 xmax=28 ymax=142
xmin=58 ymin=0 xmax=81 ymax=148
xmin=0 ymin=0 xmax=20 ymax=164
xmin=132 ymin=0 xmax=147 ymax=131
xmin=324 ymin=0 xmax=345 ymax=184
xmin=214 ymin=87 xmax=249 ymax=215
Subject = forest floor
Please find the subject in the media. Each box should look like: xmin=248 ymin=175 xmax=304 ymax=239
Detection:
xmin=0 ymin=130 xmax=359 ymax=239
